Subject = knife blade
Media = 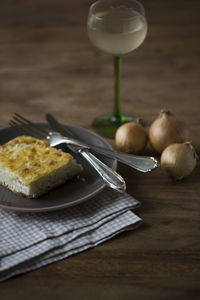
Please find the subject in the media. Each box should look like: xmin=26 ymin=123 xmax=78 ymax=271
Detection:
xmin=46 ymin=113 xmax=111 ymax=154
xmin=46 ymin=113 xmax=126 ymax=192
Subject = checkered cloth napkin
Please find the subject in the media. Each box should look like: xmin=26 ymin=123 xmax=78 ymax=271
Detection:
xmin=0 ymin=188 xmax=142 ymax=282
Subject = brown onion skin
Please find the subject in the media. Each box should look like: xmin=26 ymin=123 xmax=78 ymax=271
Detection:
xmin=149 ymin=111 xmax=190 ymax=153
xmin=115 ymin=122 xmax=147 ymax=154
xmin=161 ymin=142 xmax=197 ymax=180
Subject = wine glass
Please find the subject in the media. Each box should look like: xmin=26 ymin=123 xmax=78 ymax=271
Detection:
xmin=87 ymin=0 xmax=147 ymax=138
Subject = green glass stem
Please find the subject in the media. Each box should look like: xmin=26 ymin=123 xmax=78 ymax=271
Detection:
xmin=91 ymin=54 xmax=145 ymax=138
xmin=113 ymin=54 xmax=123 ymax=123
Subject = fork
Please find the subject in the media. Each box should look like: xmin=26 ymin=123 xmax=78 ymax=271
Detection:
xmin=9 ymin=113 xmax=126 ymax=193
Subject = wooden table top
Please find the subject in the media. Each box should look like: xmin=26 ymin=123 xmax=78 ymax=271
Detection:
xmin=1 ymin=0 xmax=200 ymax=299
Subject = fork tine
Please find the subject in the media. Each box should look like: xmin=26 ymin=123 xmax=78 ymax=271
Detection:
xmin=12 ymin=117 xmax=46 ymax=139
xmin=9 ymin=113 xmax=48 ymax=140
xmin=9 ymin=120 xmax=32 ymax=136
xmin=12 ymin=116 xmax=45 ymax=139
xmin=13 ymin=113 xmax=49 ymax=136
xmin=9 ymin=119 xmax=45 ymax=139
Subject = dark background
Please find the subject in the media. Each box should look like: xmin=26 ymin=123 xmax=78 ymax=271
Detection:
xmin=0 ymin=1 xmax=200 ymax=299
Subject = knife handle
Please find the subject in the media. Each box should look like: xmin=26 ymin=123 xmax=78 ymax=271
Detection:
xmin=62 ymin=136 xmax=159 ymax=173
xmin=78 ymin=149 xmax=126 ymax=193
xmin=90 ymin=146 xmax=160 ymax=173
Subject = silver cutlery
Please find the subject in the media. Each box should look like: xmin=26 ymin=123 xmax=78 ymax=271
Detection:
xmin=9 ymin=113 xmax=126 ymax=193
xmin=46 ymin=113 xmax=160 ymax=173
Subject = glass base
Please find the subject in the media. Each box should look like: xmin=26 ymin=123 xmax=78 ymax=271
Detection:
xmin=92 ymin=113 xmax=144 ymax=138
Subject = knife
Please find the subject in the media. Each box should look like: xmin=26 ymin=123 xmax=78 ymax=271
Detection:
xmin=46 ymin=113 xmax=160 ymax=173
xmin=45 ymin=114 xmax=126 ymax=193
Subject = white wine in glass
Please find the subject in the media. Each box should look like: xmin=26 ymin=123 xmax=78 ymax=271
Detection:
xmin=87 ymin=0 xmax=147 ymax=138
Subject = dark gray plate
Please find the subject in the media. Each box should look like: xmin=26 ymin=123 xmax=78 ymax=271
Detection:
xmin=0 ymin=124 xmax=117 ymax=212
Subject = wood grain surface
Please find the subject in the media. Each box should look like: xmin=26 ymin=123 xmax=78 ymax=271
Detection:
xmin=0 ymin=0 xmax=200 ymax=299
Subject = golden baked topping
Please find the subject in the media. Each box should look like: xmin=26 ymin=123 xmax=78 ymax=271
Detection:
xmin=0 ymin=136 xmax=72 ymax=185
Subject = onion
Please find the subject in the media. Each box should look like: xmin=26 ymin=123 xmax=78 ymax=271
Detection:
xmin=149 ymin=110 xmax=190 ymax=153
xmin=161 ymin=142 xmax=198 ymax=180
xmin=115 ymin=121 xmax=147 ymax=154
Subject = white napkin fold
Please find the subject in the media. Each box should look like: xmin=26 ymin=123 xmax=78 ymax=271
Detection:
xmin=0 ymin=188 xmax=142 ymax=282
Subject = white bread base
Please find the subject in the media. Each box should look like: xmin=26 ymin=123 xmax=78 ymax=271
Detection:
xmin=0 ymin=158 xmax=82 ymax=198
